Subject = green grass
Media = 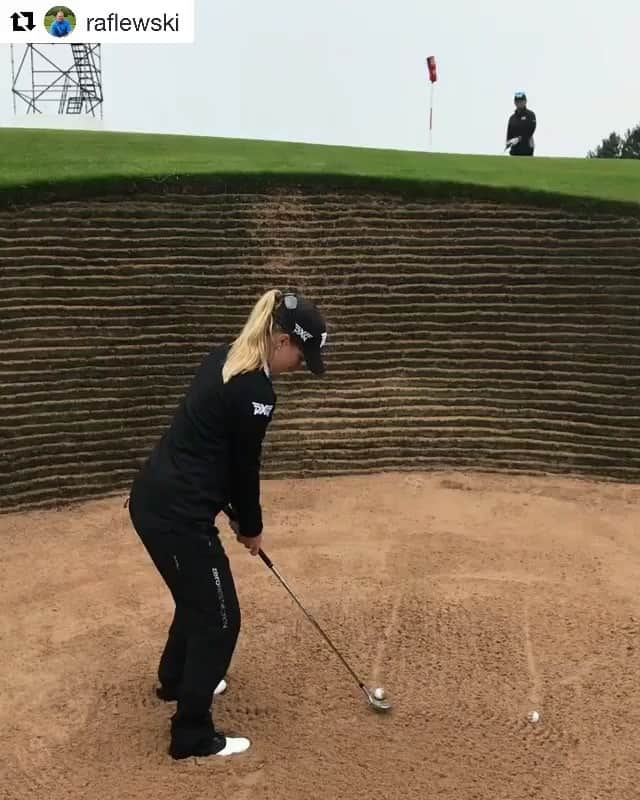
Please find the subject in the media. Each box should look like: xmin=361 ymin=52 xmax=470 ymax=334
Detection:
xmin=3 ymin=128 xmax=640 ymax=210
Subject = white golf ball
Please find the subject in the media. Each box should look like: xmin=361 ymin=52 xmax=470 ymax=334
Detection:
xmin=528 ymin=710 xmax=540 ymax=723
xmin=373 ymin=687 xmax=386 ymax=700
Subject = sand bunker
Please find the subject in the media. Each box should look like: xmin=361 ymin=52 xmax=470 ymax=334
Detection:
xmin=1 ymin=471 xmax=639 ymax=799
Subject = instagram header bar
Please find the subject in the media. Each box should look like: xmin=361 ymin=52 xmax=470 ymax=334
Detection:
xmin=3 ymin=1 xmax=195 ymax=44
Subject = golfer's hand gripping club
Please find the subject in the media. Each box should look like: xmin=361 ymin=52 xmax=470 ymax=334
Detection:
xmin=223 ymin=504 xmax=262 ymax=555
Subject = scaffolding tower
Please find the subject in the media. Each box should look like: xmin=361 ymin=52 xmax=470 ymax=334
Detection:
xmin=11 ymin=43 xmax=103 ymax=116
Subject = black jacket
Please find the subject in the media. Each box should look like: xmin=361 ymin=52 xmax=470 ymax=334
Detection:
xmin=134 ymin=344 xmax=276 ymax=537
xmin=507 ymin=107 xmax=536 ymax=155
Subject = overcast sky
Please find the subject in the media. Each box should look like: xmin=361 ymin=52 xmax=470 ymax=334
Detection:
xmin=1 ymin=0 xmax=639 ymax=158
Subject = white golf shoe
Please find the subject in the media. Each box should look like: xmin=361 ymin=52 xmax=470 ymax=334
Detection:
xmin=214 ymin=678 xmax=227 ymax=696
xmin=170 ymin=731 xmax=250 ymax=760
xmin=215 ymin=736 xmax=251 ymax=756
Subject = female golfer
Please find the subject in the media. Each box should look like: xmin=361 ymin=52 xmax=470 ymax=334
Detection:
xmin=128 ymin=289 xmax=327 ymax=759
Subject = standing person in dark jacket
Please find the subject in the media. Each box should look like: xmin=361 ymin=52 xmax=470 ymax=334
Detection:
xmin=128 ymin=289 xmax=328 ymax=760
xmin=505 ymin=91 xmax=536 ymax=156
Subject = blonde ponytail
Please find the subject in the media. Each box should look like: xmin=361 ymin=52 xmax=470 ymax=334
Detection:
xmin=222 ymin=289 xmax=282 ymax=383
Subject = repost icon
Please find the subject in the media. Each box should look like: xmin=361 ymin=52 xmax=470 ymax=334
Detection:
xmin=10 ymin=11 xmax=36 ymax=31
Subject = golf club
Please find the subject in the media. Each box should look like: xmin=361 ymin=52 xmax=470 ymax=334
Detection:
xmin=223 ymin=505 xmax=391 ymax=713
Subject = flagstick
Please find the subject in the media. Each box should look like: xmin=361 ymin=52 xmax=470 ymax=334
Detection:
xmin=428 ymin=83 xmax=434 ymax=147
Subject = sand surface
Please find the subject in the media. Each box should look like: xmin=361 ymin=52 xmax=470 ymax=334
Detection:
xmin=1 ymin=471 xmax=639 ymax=799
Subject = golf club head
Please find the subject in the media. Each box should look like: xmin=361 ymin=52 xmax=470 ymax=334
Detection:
xmin=363 ymin=686 xmax=392 ymax=713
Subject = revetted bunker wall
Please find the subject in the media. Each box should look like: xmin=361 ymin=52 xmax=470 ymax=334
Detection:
xmin=1 ymin=186 xmax=639 ymax=512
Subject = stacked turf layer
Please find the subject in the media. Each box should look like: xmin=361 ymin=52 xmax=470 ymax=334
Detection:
xmin=1 ymin=131 xmax=639 ymax=511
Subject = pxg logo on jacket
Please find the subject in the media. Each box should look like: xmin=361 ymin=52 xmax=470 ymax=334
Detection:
xmin=252 ymin=402 xmax=274 ymax=417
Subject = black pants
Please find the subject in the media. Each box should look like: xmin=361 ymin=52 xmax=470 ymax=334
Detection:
xmin=128 ymin=478 xmax=241 ymax=757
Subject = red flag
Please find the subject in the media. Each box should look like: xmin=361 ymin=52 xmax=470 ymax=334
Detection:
xmin=426 ymin=56 xmax=437 ymax=83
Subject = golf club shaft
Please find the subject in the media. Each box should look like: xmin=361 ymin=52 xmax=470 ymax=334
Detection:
xmin=258 ymin=549 xmax=367 ymax=693
xmin=222 ymin=504 xmax=367 ymax=695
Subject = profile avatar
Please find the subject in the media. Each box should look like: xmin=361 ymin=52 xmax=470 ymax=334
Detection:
xmin=47 ymin=7 xmax=75 ymax=38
